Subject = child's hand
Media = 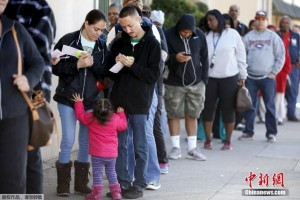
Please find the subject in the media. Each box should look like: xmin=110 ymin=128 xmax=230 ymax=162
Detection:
xmin=72 ymin=93 xmax=83 ymax=102
xmin=117 ymin=107 xmax=124 ymax=113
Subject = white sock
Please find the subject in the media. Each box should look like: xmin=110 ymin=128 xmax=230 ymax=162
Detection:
xmin=170 ymin=135 xmax=180 ymax=149
xmin=187 ymin=136 xmax=197 ymax=151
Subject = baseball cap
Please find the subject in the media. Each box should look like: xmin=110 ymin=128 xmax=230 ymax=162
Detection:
xmin=255 ymin=11 xmax=267 ymax=19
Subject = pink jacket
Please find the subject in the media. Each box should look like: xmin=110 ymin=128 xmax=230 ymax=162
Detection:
xmin=74 ymin=102 xmax=127 ymax=158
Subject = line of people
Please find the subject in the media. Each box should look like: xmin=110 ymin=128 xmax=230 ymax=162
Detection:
xmin=52 ymin=0 xmax=165 ymax=199
xmin=1 ymin=1 xmax=300 ymax=200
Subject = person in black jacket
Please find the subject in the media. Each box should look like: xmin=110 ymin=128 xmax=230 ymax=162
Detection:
xmin=52 ymin=9 xmax=108 ymax=197
xmin=164 ymin=14 xmax=208 ymax=161
xmin=228 ymin=4 xmax=249 ymax=37
xmin=228 ymin=4 xmax=248 ymax=132
xmin=106 ymin=6 xmax=160 ymax=199
xmin=0 ymin=1 xmax=45 ymax=193
xmin=4 ymin=0 xmax=56 ymax=194
xmin=149 ymin=8 xmax=170 ymax=175
xmin=105 ymin=1 xmax=162 ymax=194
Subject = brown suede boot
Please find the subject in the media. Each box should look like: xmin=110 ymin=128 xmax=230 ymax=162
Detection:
xmin=109 ymin=183 xmax=122 ymax=200
xmin=56 ymin=161 xmax=72 ymax=197
xmin=74 ymin=160 xmax=92 ymax=194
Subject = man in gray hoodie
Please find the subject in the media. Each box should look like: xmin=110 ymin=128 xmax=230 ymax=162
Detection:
xmin=240 ymin=11 xmax=285 ymax=143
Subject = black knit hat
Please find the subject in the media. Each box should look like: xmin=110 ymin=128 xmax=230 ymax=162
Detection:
xmin=176 ymin=14 xmax=196 ymax=33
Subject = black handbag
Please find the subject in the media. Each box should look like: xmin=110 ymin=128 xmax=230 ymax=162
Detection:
xmin=236 ymin=85 xmax=252 ymax=111
xmin=12 ymin=25 xmax=55 ymax=150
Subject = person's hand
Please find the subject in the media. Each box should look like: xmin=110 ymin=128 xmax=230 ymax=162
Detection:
xmin=237 ymin=79 xmax=245 ymax=86
xmin=117 ymin=107 xmax=124 ymax=113
xmin=267 ymin=73 xmax=276 ymax=79
xmin=13 ymin=74 xmax=30 ymax=92
xmin=77 ymin=52 xmax=93 ymax=70
xmin=176 ymin=52 xmax=191 ymax=63
xmin=116 ymin=53 xmax=134 ymax=67
xmin=51 ymin=57 xmax=60 ymax=65
xmin=72 ymin=93 xmax=83 ymax=102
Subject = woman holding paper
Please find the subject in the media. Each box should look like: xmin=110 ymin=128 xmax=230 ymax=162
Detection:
xmin=52 ymin=9 xmax=108 ymax=197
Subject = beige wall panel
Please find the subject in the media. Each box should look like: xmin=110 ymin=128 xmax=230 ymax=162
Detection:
xmin=41 ymin=0 xmax=95 ymax=161
xmin=48 ymin=0 xmax=95 ymax=43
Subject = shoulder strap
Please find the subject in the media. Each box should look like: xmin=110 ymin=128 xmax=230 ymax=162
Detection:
xmin=11 ymin=26 xmax=22 ymax=75
xmin=11 ymin=25 xmax=39 ymax=120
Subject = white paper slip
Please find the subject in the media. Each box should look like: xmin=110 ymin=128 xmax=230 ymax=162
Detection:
xmin=109 ymin=61 xmax=124 ymax=73
xmin=161 ymin=50 xmax=168 ymax=62
xmin=51 ymin=49 xmax=64 ymax=58
xmin=62 ymin=45 xmax=86 ymax=58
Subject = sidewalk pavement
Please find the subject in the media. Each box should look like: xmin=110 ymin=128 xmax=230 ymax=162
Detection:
xmin=43 ymin=119 xmax=300 ymax=200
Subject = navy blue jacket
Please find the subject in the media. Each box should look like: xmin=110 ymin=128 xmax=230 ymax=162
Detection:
xmin=277 ymin=30 xmax=300 ymax=65
xmin=235 ymin=21 xmax=248 ymax=37
xmin=164 ymin=14 xmax=209 ymax=86
xmin=0 ymin=16 xmax=44 ymax=119
xmin=4 ymin=0 xmax=57 ymax=102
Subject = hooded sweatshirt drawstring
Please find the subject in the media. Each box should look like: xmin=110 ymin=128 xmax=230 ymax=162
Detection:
xmin=181 ymin=36 xmax=196 ymax=87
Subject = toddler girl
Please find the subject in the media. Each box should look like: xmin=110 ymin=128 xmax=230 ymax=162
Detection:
xmin=73 ymin=94 xmax=127 ymax=200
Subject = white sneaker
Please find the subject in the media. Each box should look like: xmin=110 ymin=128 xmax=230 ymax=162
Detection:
xmin=186 ymin=148 xmax=206 ymax=161
xmin=167 ymin=147 xmax=181 ymax=160
xmin=267 ymin=135 xmax=276 ymax=143
xmin=146 ymin=181 xmax=161 ymax=190
xmin=235 ymin=123 xmax=245 ymax=131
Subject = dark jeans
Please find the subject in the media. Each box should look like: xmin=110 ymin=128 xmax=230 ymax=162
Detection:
xmin=153 ymin=77 xmax=168 ymax=164
xmin=243 ymin=77 xmax=277 ymax=137
xmin=26 ymin=149 xmax=43 ymax=193
xmin=0 ymin=113 xmax=29 ymax=193
xmin=286 ymin=67 xmax=300 ymax=119
xmin=116 ymin=114 xmax=148 ymax=190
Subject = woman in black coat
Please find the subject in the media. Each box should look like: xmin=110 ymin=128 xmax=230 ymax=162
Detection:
xmin=52 ymin=9 xmax=108 ymax=196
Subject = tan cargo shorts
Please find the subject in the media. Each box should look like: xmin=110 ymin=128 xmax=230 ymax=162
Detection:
xmin=164 ymin=81 xmax=206 ymax=119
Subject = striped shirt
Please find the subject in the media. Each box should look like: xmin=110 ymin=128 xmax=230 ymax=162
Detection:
xmin=4 ymin=0 xmax=56 ymax=102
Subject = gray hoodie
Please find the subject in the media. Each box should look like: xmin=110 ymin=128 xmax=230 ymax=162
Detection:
xmin=243 ymin=29 xmax=285 ymax=79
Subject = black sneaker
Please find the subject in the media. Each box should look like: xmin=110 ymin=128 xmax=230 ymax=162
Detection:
xmin=122 ymin=186 xmax=143 ymax=199
xmin=106 ymin=187 xmax=129 ymax=197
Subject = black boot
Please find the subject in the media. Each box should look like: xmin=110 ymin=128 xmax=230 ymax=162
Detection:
xmin=56 ymin=161 xmax=72 ymax=197
xmin=74 ymin=160 xmax=92 ymax=194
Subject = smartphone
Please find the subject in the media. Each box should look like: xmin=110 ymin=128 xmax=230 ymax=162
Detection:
xmin=183 ymin=53 xmax=191 ymax=56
